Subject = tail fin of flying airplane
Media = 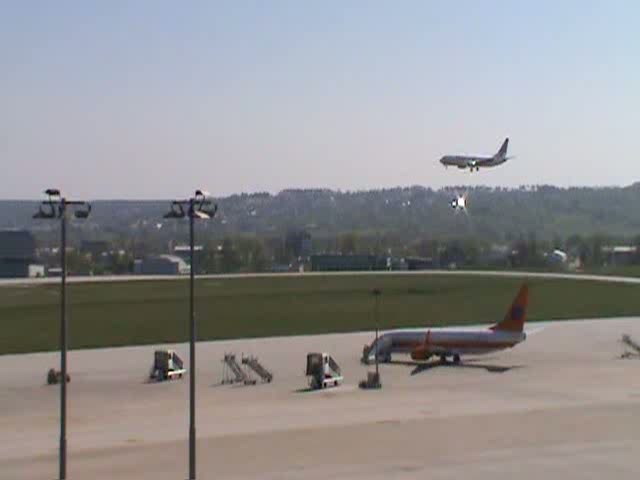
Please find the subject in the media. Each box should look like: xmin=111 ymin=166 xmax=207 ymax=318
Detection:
xmin=490 ymin=283 xmax=529 ymax=332
xmin=496 ymin=138 xmax=509 ymax=158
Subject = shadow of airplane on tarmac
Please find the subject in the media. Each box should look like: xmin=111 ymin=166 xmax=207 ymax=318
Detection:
xmin=385 ymin=357 xmax=524 ymax=376
xmin=293 ymin=387 xmax=317 ymax=394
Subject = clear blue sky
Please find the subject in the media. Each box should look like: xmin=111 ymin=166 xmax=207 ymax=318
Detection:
xmin=1 ymin=1 xmax=639 ymax=199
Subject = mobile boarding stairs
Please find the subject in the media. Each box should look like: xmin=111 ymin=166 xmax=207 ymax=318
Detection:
xmin=222 ymin=353 xmax=273 ymax=385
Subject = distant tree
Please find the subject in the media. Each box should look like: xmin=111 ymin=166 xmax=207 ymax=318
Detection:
xmin=284 ymin=229 xmax=309 ymax=259
xmin=413 ymin=238 xmax=440 ymax=259
xmin=589 ymin=235 xmax=605 ymax=267
xmin=370 ymin=232 xmax=386 ymax=257
xmin=248 ymin=240 xmax=268 ymax=272
xmin=633 ymin=235 xmax=640 ymax=265
xmin=510 ymin=235 xmax=526 ymax=268
xmin=66 ymin=250 xmax=92 ymax=275
xmin=219 ymin=238 xmax=241 ymax=273
xmin=200 ymin=241 xmax=219 ymax=274
xmin=566 ymin=234 xmax=584 ymax=251
xmin=338 ymin=233 xmax=359 ymax=254
xmin=460 ymin=238 xmax=480 ymax=265
xmin=565 ymin=234 xmax=588 ymax=266
xmin=108 ymin=252 xmax=133 ymax=274
xmin=439 ymin=240 xmax=466 ymax=267
xmin=527 ymin=232 xmax=539 ymax=263
xmin=552 ymin=233 xmax=563 ymax=250
xmin=236 ymin=237 xmax=270 ymax=272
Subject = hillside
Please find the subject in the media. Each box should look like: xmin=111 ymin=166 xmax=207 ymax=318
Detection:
xmin=3 ymin=184 xmax=640 ymax=244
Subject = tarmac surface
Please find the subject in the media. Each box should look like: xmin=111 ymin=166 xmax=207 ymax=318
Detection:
xmin=2 ymin=317 xmax=640 ymax=479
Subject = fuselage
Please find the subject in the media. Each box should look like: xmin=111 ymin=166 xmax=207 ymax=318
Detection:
xmin=439 ymin=138 xmax=510 ymax=171
xmin=363 ymin=328 xmax=526 ymax=363
xmin=363 ymin=282 xmax=528 ymax=364
xmin=440 ymin=155 xmax=506 ymax=169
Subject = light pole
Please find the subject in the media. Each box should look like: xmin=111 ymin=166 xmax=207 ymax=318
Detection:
xmin=372 ymin=288 xmax=381 ymax=380
xmin=164 ymin=190 xmax=217 ymax=480
xmin=33 ymin=189 xmax=91 ymax=480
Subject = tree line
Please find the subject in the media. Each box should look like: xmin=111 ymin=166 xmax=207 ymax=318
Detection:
xmin=49 ymin=229 xmax=640 ymax=276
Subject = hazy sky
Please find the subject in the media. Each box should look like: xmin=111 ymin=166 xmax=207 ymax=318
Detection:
xmin=2 ymin=1 xmax=639 ymax=199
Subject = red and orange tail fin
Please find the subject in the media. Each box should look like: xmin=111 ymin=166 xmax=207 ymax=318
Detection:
xmin=411 ymin=330 xmax=431 ymax=361
xmin=490 ymin=283 xmax=529 ymax=332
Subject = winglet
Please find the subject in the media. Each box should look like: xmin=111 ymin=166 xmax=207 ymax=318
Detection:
xmin=490 ymin=283 xmax=528 ymax=332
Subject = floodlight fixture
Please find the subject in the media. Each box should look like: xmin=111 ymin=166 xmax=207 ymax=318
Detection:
xmin=196 ymin=203 xmax=218 ymax=219
xmin=73 ymin=204 xmax=92 ymax=219
xmin=45 ymin=188 xmax=61 ymax=198
xmin=192 ymin=210 xmax=210 ymax=220
xmin=195 ymin=188 xmax=213 ymax=200
xmin=164 ymin=203 xmax=186 ymax=219
xmin=33 ymin=204 xmax=56 ymax=219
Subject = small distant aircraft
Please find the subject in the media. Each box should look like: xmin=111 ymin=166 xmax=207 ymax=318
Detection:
xmin=440 ymin=138 xmax=512 ymax=172
xmin=450 ymin=192 xmax=468 ymax=212
xmin=362 ymin=283 xmax=529 ymax=365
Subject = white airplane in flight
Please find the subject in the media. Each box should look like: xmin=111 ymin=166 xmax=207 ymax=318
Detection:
xmin=362 ymin=283 xmax=529 ymax=365
xmin=450 ymin=192 xmax=468 ymax=212
xmin=440 ymin=138 xmax=512 ymax=172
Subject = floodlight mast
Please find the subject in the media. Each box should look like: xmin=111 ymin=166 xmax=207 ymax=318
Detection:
xmin=372 ymin=289 xmax=381 ymax=379
xmin=32 ymin=189 xmax=90 ymax=480
xmin=163 ymin=190 xmax=217 ymax=480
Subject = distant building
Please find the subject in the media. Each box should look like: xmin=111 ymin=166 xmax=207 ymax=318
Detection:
xmin=404 ymin=257 xmax=434 ymax=271
xmin=134 ymin=255 xmax=190 ymax=275
xmin=46 ymin=267 xmax=63 ymax=277
xmin=172 ymin=245 xmax=204 ymax=264
xmin=80 ymin=240 xmax=110 ymax=258
xmin=311 ymin=254 xmax=385 ymax=272
xmin=382 ymin=256 xmax=408 ymax=271
xmin=603 ymin=246 xmax=637 ymax=266
xmin=270 ymin=263 xmax=292 ymax=273
xmin=0 ymin=230 xmax=44 ymax=278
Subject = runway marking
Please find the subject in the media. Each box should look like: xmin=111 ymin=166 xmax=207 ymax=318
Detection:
xmin=4 ymin=269 xmax=640 ymax=287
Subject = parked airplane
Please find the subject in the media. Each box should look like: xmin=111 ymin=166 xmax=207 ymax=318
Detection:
xmin=362 ymin=283 xmax=529 ymax=364
xmin=440 ymin=138 xmax=512 ymax=172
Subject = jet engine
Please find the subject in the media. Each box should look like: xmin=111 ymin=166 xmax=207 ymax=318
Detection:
xmin=410 ymin=348 xmax=430 ymax=361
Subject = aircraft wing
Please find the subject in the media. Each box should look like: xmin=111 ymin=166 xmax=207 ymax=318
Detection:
xmin=461 ymin=156 xmax=493 ymax=168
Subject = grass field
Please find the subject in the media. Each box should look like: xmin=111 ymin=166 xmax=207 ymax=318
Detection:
xmin=587 ymin=265 xmax=640 ymax=278
xmin=2 ymin=274 xmax=640 ymax=355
